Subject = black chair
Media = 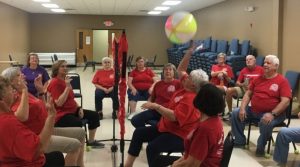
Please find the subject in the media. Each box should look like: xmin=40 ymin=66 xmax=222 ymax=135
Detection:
xmin=220 ymin=131 xmax=235 ymax=167
xmin=51 ymin=56 xmax=55 ymax=64
xmin=67 ymin=73 xmax=83 ymax=107
xmin=53 ymin=54 xmax=58 ymax=61
xmin=83 ymin=54 xmax=96 ymax=72
xmin=246 ymin=71 xmax=300 ymax=154
xmin=126 ymin=54 xmax=134 ymax=70
xmin=146 ymin=54 xmax=157 ymax=68
xmin=8 ymin=54 xmax=23 ymax=68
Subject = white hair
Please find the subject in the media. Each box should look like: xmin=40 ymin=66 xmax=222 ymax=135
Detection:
xmin=102 ymin=57 xmax=113 ymax=63
xmin=190 ymin=69 xmax=209 ymax=93
xmin=1 ymin=67 xmax=20 ymax=82
xmin=265 ymin=55 xmax=280 ymax=66
xmin=246 ymin=55 xmax=255 ymax=59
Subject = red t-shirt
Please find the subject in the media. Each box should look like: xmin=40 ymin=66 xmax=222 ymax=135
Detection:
xmin=250 ymin=74 xmax=291 ymax=114
xmin=210 ymin=64 xmax=234 ymax=86
xmin=92 ymin=69 xmax=115 ymax=88
xmin=129 ymin=68 xmax=155 ymax=90
xmin=0 ymin=112 xmax=45 ymax=167
xmin=158 ymin=89 xmax=201 ymax=139
xmin=11 ymin=93 xmax=48 ymax=134
xmin=237 ymin=66 xmax=264 ymax=84
xmin=47 ymin=77 xmax=78 ymax=122
xmin=184 ymin=117 xmax=224 ymax=167
xmin=152 ymin=79 xmax=182 ymax=107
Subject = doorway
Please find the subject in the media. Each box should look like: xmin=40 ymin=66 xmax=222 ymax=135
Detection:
xmin=76 ymin=29 xmax=123 ymax=65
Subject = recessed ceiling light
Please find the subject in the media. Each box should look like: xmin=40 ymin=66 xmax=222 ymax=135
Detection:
xmin=148 ymin=11 xmax=161 ymax=15
xmin=162 ymin=1 xmax=181 ymax=6
xmin=42 ymin=3 xmax=59 ymax=8
xmin=51 ymin=9 xmax=66 ymax=13
xmin=154 ymin=6 xmax=170 ymax=11
xmin=33 ymin=0 xmax=51 ymax=2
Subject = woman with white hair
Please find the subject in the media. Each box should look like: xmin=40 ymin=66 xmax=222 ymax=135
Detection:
xmin=124 ymin=42 xmax=209 ymax=167
xmin=92 ymin=56 xmax=118 ymax=120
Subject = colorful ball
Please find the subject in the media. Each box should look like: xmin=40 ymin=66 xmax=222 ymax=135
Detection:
xmin=165 ymin=11 xmax=197 ymax=44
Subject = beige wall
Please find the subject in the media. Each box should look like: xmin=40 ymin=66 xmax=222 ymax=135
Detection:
xmin=0 ymin=2 xmax=30 ymax=66
xmin=192 ymin=0 xmax=276 ymax=57
xmin=29 ymin=14 xmax=171 ymax=65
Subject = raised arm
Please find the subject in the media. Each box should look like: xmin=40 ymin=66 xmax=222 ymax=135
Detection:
xmin=177 ymin=41 xmax=196 ymax=79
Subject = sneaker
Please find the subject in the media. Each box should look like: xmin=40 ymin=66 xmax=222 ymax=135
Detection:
xmin=98 ymin=112 xmax=103 ymax=120
xmin=127 ymin=112 xmax=137 ymax=120
xmin=255 ymin=149 xmax=265 ymax=157
xmin=87 ymin=140 xmax=105 ymax=148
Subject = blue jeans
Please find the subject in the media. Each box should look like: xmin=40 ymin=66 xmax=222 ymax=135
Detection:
xmin=131 ymin=109 xmax=161 ymax=128
xmin=128 ymin=126 xmax=184 ymax=167
xmin=231 ymin=107 xmax=285 ymax=151
xmin=273 ymin=127 xmax=300 ymax=164
xmin=127 ymin=89 xmax=150 ymax=102
xmin=94 ymin=88 xmax=119 ymax=112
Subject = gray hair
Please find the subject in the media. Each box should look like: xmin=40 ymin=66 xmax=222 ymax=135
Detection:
xmin=190 ymin=69 xmax=209 ymax=92
xmin=265 ymin=55 xmax=280 ymax=66
xmin=246 ymin=55 xmax=255 ymax=59
xmin=217 ymin=53 xmax=226 ymax=59
xmin=102 ymin=57 xmax=113 ymax=64
xmin=1 ymin=67 xmax=20 ymax=82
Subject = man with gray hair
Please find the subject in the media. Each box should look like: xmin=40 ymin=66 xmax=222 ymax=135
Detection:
xmin=231 ymin=55 xmax=291 ymax=157
xmin=225 ymin=55 xmax=264 ymax=118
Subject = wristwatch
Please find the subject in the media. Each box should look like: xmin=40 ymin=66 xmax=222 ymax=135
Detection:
xmin=271 ymin=112 xmax=277 ymax=117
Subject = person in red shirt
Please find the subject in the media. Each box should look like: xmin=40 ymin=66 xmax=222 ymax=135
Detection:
xmin=127 ymin=56 xmax=156 ymax=120
xmin=2 ymin=67 xmax=85 ymax=167
xmin=231 ymin=55 xmax=291 ymax=157
xmin=172 ymin=84 xmax=225 ymax=167
xmin=130 ymin=63 xmax=182 ymax=128
xmin=225 ymin=55 xmax=264 ymax=115
xmin=47 ymin=60 xmax=104 ymax=148
xmin=0 ymin=76 xmax=63 ymax=167
xmin=92 ymin=57 xmax=118 ymax=120
xmin=124 ymin=42 xmax=209 ymax=167
xmin=210 ymin=53 xmax=234 ymax=92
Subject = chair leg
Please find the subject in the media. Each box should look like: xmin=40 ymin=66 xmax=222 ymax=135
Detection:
xmin=93 ymin=64 xmax=95 ymax=72
xmin=83 ymin=64 xmax=88 ymax=71
xmin=292 ymin=141 xmax=299 ymax=154
xmin=246 ymin=123 xmax=252 ymax=146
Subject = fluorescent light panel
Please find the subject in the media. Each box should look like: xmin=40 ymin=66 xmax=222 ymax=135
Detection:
xmin=42 ymin=3 xmax=59 ymax=8
xmin=162 ymin=1 xmax=181 ymax=6
xmin=148 ymin=11 xmax=161 ymax=15
xmin=33 ymin=0 xmax=50 ymax=2
xmin=51 ymin=9 xmax=65 ymax=13
xmin=154 ymin=6 xmax=170 ymax=11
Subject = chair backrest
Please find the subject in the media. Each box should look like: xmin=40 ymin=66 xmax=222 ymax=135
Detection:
xmin=53 ymin=54 xmax=58 ymax=61
xmin=51 ymin=56 xmax=54 ymax=64
xmin=285 ymin=71 xmax=299 ymax=95
xmin=8 ymin=54 xmax=14 ymax=66
xmin=67 ymin=73 xmax=81 ymax=94
xmin=83 ymin=54 xmax=88 ymax=63
xmin=216 ymin=40 xmax=228 ymax=54
xmin=228 ymin=38 xmax=239 ymax=55
xmin=203 ymin=37 xmax=212 ymax=50
xmin=220 ymin=131 xmax=234 ymax=167
xmin=240 ymin=40 xmax=250 ymax=56
xmin=255 ymin=55 xmax=265 ymax=66
xmin=210 ymin=40 xmax=217 ymax=52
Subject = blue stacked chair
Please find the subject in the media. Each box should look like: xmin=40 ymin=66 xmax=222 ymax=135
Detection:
xmin=227 ymin=40 xmax=250 ymax=78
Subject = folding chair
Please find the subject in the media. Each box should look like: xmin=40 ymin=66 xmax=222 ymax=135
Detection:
xmin=146 ymin=54 xmax=157 ymax=68
xmin=220 ymin=131 xmax=235 ymax=167
xmin=67 ymin=73 xmax=89 ymax=150
xmin=53 ymin=54 xmax=58 ymax=61
xmin=83 ymin=54 xmax=96 ymax=72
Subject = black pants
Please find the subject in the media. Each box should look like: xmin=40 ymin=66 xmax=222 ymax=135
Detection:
xmin=44 ymin=151 xmax=65 ymax=167
xmin=55 ymin=109 xmax=100 ymax=130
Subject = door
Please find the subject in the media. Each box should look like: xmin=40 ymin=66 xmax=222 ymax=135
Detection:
xmin=76 ymin=29 xmax=93 ymax=65
xmin=93 ymin=30 xmax=108 ymax=62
